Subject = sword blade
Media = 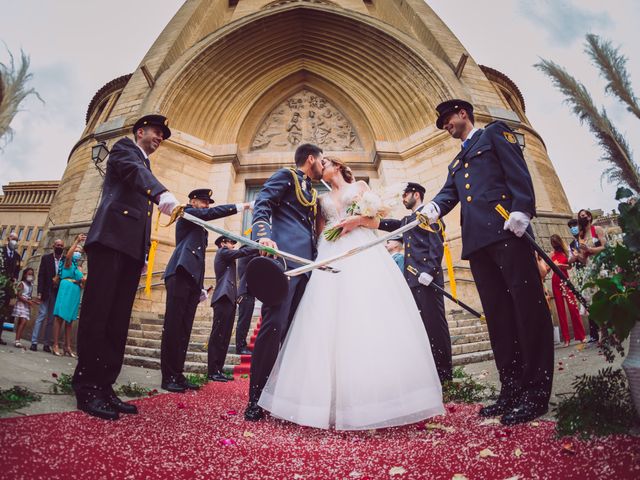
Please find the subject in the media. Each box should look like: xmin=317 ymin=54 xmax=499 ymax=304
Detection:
xmin=181 ymin=212 xmax=340 ymax=274
xmin=284 ymin=217 xmax=423 ymax=277
xmin=429 ymin=282 xmax=485 ymax=321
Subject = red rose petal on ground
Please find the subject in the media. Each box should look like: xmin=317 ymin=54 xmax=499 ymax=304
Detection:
xmin=51 ymin=373 xmax=58 ymax=378
xmin=226 ymin=409 xmax=238 ymax=416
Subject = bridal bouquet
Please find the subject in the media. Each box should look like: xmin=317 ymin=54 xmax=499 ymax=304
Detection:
xmin=323 ymin=183 xmax=406 ymax=241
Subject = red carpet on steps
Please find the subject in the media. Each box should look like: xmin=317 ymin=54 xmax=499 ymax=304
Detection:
xmin=1 ymin=379 xmax=639 ymax=480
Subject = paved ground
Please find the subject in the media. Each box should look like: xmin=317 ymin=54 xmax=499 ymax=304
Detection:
xmin=0 ymin=339 xmax=625 ymax=419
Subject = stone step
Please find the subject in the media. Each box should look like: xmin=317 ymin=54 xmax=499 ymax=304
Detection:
xmin=452 ymin=350 xmax=494 ymax=366
xmin=124 ymin=345 xmax=241 ymax=366
xmin=450 ymin=332 xmax=490 ymax=345
xmin=123 ymin=354 xmax=236 ymax=375
xmin=126 ymin=336 xmax=251 ymax=354
xmin=447 ymin=318 xmax=483 ymax=329
xmin=451 ymin=340 xmax=492 ymax=356
xmin=449 ymin=324 xmax=486 ymax=336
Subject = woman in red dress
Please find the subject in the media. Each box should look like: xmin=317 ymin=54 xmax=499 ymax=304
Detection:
xmin=549 ymin=234 xmax=586 ymax=346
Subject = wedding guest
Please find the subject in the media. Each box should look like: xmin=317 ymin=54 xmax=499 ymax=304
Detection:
xmin=549 ymin=234 xmax=586 ymax=347
xmin=378 ymin=182 xmax=452 ymax=383
xmin=0 ymin=232 xmax=22 ymax=346
xmin=72 ymin=114 xmax=180 ymax=421
xmin=11 ymin=268 xmax=36 ymax=349
xmin=160 ymin=189 xmax=250 ymax=393
xmin=52 ymin=234 xmax=86 ymax=357
xmin=423 ymin=99 xmax=553 ymax=425
xmin=208 ymin=236 xmax=256 ymax=382
xmin=566 ymin=219 xmax=584 ymax=266
xmin=577 ymin=209 xmax=607 ymax=343
xmin=385 ymin=236 xmax=404 ymax=272
xmin=235 ymin=255 xmax=255 ymax=356
xmin=30 ymin=238 xmax=65 ymax=352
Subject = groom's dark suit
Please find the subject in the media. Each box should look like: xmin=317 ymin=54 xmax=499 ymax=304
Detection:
xmin=248 ymin=168 xmax=317 ymax=404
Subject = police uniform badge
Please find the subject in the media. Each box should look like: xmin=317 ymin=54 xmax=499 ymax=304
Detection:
xmin=502 ymin=131 xmax=517 ymax=144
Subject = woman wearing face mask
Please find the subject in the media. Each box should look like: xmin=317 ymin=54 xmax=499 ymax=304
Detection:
xmin=11 ymin=268 xmax=37 ymax=349
xmin=52 ymin=234 xmax=87 ymax=356
xmin=549 ymin=234 xmax=586 ymax=347
xmin=566 ymin=219 xmax=585 ymax=266
xmin=577 ymin=209 xmax=607 ymax=343
xmin=577 ymin=209 xmax=606 ymax=259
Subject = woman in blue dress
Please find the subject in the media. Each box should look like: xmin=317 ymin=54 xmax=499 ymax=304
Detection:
xmin=52 ymin=234 xmax=86 ymax=357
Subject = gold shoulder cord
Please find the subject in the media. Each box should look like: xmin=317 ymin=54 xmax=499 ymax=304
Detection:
xmin=287 ymin=168 xmax=318 ymax=217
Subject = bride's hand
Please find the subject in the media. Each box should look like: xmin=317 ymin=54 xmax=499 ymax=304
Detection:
xmin=337 ymin=216 xmax=362 ymax=236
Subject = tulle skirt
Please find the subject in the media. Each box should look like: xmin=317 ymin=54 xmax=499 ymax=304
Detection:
xmin=258 ymin=227 xmax=445 ymax=430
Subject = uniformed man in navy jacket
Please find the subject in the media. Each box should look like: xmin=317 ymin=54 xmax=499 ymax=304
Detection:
xmin=244 ymin=143 xmax=324 ymax=421
xmin=423 ymin=99 xmax=553 ymax=425
xmin=73 ymin=114 xmax=181 ymax=420
xmin=378 ymin=182 xmax=452 ymax=384
xmin=207 ymin=236 xmax=256 ymax=382
xmin=160 ymin=189 xmax=250 ymax=393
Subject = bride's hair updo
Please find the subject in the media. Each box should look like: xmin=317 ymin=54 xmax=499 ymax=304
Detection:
xmin=326 ymin=156 xmax=355 ymax=184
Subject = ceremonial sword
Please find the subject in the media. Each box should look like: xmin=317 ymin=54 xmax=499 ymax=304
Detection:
xmin=174 ymin=208 xmax=340 ymax=274
xmin=495 ymin=204 xmax=589 ymax=311
xmin=284 ymin=212 xmax=431 ymax=276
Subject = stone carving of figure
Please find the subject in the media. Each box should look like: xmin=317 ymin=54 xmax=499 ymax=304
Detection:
xmin=308 ymin=110 xmax=332 ymax=146
xmin=286 ymin=112 xmax=302 ymax=145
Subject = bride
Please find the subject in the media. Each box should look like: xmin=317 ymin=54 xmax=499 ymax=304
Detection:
xmin=258 ymin=157 xmax=445 ymax=430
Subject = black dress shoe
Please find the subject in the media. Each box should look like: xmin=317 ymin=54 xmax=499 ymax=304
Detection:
xmin=30 ymin=343 xmax=38 ymax=352
xmin=180 ymin=380 xmax=200 ymax=390
xmin=43 ymin=345 xmax=51 ymax=353
xmin=161 ymin=381 xmax=187 ymax=393
xmin=479 ymin=398 xmax=519 ymax=417
xmin=237 ymin=347 xmax=253 ymax=355
xmin=77 ymin=398 xmax=119 ymax=421
xmin=107 ymin=393 xmax=138 ymax=415
xmin=501 ymin=403 xmax=548 ymax=426
xmin=244 ymin=402 xmax=264 ymax=422
xmin=207 ymin=372 xmax=229 ymax=382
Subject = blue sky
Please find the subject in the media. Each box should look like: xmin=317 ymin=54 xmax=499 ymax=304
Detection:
xmin=0 ymin=0 xmax=638 ymax=214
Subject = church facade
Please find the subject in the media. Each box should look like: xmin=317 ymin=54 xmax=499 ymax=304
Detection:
xmin=43 ymin=0 xmax=572 ymax=313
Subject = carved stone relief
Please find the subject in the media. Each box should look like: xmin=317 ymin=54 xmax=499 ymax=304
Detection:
xmin=251 ymin=89 xmax=363 ymax=151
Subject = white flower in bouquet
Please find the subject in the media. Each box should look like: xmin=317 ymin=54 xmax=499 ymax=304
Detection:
xmin=354 ymin=191 xmax=384 ymax=217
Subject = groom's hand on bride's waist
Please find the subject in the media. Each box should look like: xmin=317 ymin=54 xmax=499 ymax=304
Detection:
xmin=258 ymin=237 xmax=278 ymax=256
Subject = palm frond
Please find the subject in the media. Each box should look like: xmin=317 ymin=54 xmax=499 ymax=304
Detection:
xmin=0 ymin=49 xmax=43 ymax=148
xmin=535 ymin=58 xmax=640 ymax=193
xmin=585 ymin=34 xmax=640 ymax=120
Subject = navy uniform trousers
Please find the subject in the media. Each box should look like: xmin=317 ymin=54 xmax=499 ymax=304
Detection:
xmin=161 ymin=269 xmax=201 ymax=383
xmin=248 ymin=273 xmax=309 ymax=403
xmin=410 ymin=271 xmax=452 ymax=383
xmin=208 ymin=298 xmax=237 ymax=375
xmin=235 ymin=294 xmax=255 ymax=352
xmin=469 ymin=237 xmax=554 ymax=407
xmin=73 ymin=245 xmax=142 ymax=399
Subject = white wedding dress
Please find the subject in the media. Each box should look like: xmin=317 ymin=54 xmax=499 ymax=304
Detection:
xmin=258 ymin=183 xmax=445 ymax=430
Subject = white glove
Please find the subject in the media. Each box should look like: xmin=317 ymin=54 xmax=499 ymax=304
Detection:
xmin=158 ymin=191 xmax=180 ymax=216
xmin=141 ymin=261 xmax=148 ymax=276
xmin=421 ymin=201 xmax=440 ymax=224
xmin=418 ymin=272 xmax=433 ymax=287
xmin=503 ymin=211 xmax=531 ymax=238
xmin=199 ymin=289 xmax=208 ymax=303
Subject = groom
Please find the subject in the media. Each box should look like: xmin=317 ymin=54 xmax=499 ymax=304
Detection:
xmin=244 ymin=143 xmax=325 ymax=421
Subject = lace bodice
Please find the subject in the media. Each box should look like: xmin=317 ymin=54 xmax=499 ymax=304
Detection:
xmin=319 ymin=183 xmax=361 ymax=226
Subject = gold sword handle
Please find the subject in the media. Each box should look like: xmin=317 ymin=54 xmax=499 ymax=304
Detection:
xmin=495 ymin=204 xmax=510 ymax=221
xmin=161 ymin=204 xmax=186 ymax=227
